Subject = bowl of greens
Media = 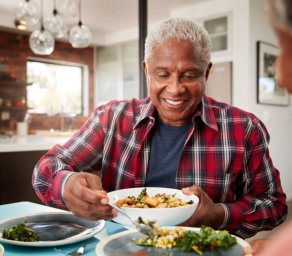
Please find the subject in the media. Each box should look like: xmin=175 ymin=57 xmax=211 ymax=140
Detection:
xmin=108 ymin=187 xmax=199 ymax=227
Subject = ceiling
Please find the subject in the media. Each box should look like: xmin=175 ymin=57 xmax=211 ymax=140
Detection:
xmin=0 ymin=0 xmax=207 ymax=45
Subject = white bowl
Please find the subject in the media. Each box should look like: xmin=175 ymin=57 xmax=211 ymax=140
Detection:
xmin=108 ymin=187 xmax=199 ymax=227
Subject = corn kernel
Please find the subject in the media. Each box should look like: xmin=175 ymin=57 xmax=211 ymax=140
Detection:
xmin=162 ymin=228 xmax=168 ymax=234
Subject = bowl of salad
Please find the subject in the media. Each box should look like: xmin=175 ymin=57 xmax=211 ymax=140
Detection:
xmin=107 ymin=187 xmax=199 ymax=227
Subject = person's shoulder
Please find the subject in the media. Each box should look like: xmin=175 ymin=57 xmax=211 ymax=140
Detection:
xmin=207 ymin=97 xmax=262 ymax=125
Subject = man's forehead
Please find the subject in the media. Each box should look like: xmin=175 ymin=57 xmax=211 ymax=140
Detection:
xmin=151 ymin=38 xmax=195 ymax=51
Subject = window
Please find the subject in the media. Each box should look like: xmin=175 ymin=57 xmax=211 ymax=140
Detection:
xmin=26 ymin=59 xmax=84 ymax=115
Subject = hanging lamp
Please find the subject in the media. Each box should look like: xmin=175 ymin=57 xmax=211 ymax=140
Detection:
xmin=15 ymin=0 xmax=39 ymax=28
xmin=29 ymin=0 xmax=55 ymax=55
xmin=68 ymin=0 xmax=92 ymax=48
xmin=58 ymin=0 xmax=78 ymax=17
xmin=44 ymin=0 xmax=67 ymax=38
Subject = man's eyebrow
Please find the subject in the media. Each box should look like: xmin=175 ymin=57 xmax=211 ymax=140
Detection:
xmin=152 ymin=66 xmax=204 ymax=73
xmin=184 ymin=68 xmax=202 ymax=72
xmin=153 ymin=66 xmax=168 ymax=71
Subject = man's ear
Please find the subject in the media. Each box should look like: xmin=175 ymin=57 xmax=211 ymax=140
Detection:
xmin=143 ymin=61 xmax=150 ymax=92
xmin=142 ymin=61 xmax=148 ymax=78
xmin=205 ymin=62 xmax=212 ymax=81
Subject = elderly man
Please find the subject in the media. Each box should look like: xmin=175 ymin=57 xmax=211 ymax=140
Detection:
xmin=32 ymin=17 xmax=287 ymax=239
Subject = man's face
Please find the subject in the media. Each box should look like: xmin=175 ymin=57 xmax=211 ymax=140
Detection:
xmin=276 ymin=27 xmax=292 ymax=93
xmin=143 ymin=38 xmax=211 ymax=126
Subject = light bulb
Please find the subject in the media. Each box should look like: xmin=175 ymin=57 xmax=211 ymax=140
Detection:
xmin=29 ymin=28 xmax=55 ymax=55
xmin=15 ymin=0 xmax=39 ymax=27
xmin=58 ymin=0 xmax=78 ymax=17
xmin=69 ymin=23 xmax=92 ymax=48
xmin=44 ymin=10 xmax=67 ymax=38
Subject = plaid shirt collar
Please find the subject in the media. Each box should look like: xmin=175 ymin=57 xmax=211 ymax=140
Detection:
xmin=133 ymin=95 xmax=218 ymax=132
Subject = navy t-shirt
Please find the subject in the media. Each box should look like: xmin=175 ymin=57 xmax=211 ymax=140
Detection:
xmin=145 ymin=119 xmax=192 ymax=188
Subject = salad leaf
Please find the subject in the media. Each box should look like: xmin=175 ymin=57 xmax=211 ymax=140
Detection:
xmin=137 ymin=188 xmax=147 ymax=202
xmin=2 ymin=221 xmax=40 ymax=242
xmin=176 ymin=225 xmax=237 ymax=254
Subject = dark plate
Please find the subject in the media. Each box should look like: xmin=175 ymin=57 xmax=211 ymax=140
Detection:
xmin=0 ymin=212 xmax=105 ymax=247
xmin=96 ymin=227 xmax=252 ymax=256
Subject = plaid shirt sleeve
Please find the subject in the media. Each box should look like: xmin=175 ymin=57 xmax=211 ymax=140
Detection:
xmin=218 ymin=118 xmax=287 ymax=238
xmin=32 ymin=107 xmax=106 ymax=207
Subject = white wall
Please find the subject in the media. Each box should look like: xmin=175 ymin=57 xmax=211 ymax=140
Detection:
xmin=171 ymin=0 xmax=251 ymax=109
xmin=249 ymin=0 xmax=292 ymax=200
xmin=172 ymin=0 xmax=292 ymax=200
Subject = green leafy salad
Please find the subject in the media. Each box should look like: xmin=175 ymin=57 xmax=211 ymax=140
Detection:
xmin=2 ymin=221 xmax=40 ymax=242
xmin=132 ymin=220 xmax=237 ymax=255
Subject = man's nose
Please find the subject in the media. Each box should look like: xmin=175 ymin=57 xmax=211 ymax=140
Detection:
xmin=167 ymin=76 xmax=185 ymax=94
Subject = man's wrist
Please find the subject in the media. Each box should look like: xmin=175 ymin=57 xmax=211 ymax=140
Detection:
xmin=52 ymin=170 xmax=75 ymax=206
xmin=213 ymin=203 xmax=225 ymax=228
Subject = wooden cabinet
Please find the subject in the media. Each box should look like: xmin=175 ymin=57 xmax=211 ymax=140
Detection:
xmin=0 ymin=80 xmax=31 ymax=130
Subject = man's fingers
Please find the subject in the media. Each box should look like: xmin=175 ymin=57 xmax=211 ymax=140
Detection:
xmin=63 ymin=172 xmax=118 ymax=220
xmin=66 ymin=196 xmax=117 ymax=220
xmin=68 ymin=175 xmax=108 ymax=205
xmin=182 ymin=185 xmax=201 ymax=197
xmin=79 ymin=185 xmax=108 ymax=205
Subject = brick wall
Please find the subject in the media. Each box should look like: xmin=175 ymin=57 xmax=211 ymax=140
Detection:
xmin=0 ymin=29 xmax=94 ymax=131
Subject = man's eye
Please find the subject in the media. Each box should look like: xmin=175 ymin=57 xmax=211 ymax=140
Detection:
xmin=157 ymin=72 xmax=169 ymax=78
xmin=184 ymin=72 xmax=201 ymax=80
xmin=184 ymin=75 xmax=196 ymax=80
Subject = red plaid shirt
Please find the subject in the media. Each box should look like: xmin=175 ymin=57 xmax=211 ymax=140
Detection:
xmin=32 ymin=95 xmax=287 ymax=238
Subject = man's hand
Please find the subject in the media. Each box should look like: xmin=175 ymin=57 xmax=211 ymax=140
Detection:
xmin=63 ymin=172 xmax=117 ymax=220
xmin=180 ymin=185 xmax=225 ymax=228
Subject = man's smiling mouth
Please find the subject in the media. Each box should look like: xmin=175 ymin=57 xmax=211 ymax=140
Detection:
xmin=165 ymin=99 xmax=184 ymax=106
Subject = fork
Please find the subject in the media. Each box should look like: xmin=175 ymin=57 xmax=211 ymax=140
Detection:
xmin=108 ymin=202 xmax=158 ymax=237
xmin=54 ymin=242 xmax=96 ymax=256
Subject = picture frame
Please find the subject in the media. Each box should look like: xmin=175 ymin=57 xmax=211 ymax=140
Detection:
xmin=256 ymin=41 xmax=290 ymax=106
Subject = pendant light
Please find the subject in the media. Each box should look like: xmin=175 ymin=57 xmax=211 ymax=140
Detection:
xmin=58 ymin=0 xmax=78 ymax=17
xmin=68 ymin=0 xmax=92 ymax=48
xmin=29 ymin=0 xmax=55 ymax=55
xmin=15 ymin=0 xmax=39 ymax=28
xmin=44 ymin=0 xmax=67 ymax=38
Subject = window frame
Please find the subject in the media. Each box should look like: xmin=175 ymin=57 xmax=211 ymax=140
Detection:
xmin=26 ymin=57 xmax=89 ymax=116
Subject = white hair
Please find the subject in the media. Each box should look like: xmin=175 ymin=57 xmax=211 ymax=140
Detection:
xmin=144 ymin=17 xmax=211 ymax=68
xmin=265 ymin=0 xmax=292 ymax=32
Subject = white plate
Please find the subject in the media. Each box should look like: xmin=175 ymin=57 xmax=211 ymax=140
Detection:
xmin=0 ymin=243 xmax=4 ymax=256
xmin=96 ymin=227 xmax=252 ymax=256
xmin=108 ymin=187 xmax=199 ymax=227
xmin=0 ymin=212 xmax=105 ymax=247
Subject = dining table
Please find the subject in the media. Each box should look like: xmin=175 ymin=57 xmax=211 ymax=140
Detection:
xmin=0 ymin=201 xmax=128 ymax=256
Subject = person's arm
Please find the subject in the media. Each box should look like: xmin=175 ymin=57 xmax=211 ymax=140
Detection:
xmin=181 ymin=119 xmax=287 ymax=239
xmin=219 ymin=120 xmax=287 ymax=238
xmin=32 ymin=109 xmax=105 ymax=207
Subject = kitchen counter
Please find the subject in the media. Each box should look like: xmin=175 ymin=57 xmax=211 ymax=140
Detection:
xmin=0 ymin=131 xmax=76 ymax=204
xmin=0 ymin=134 xmax=71 ymax=153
